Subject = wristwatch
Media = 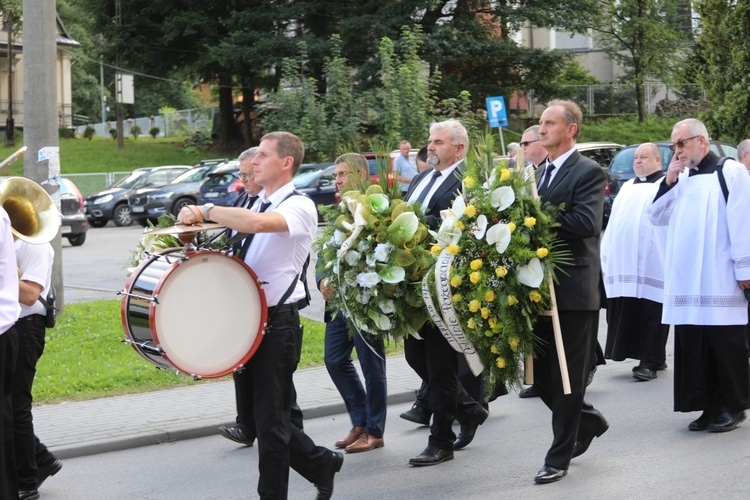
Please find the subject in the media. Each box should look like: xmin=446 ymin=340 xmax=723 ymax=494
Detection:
xmin=203 ymin=203 xmax=215 ymax=221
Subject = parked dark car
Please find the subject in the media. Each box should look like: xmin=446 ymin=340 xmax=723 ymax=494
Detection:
xmin=128 ymin=163 xmax=229 ymax=226
xmin=197 ymin=161 xmax=241 ymax=206
xmin=59 ymin=178 xmax=88 ymax=246
xmin=84 ymin=166 xmax=190 ymax=227
xmin=293 ymin=165 xmax=336 ymax=221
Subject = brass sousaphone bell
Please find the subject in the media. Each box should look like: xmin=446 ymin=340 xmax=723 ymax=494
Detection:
xmin=0 ymin=146 xmax=61 ymax=244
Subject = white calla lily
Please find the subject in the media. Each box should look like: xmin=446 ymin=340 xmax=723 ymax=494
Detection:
xmin=482 ymin=168 xmax=498 ymax=189
xmin=490 ymin=186 xmax=515 ymax=211
xmin=368 ymin=193 xmax=389 ymax=213
xmin=473 ymin=214 xmax=488 ymax=240
xmin=517 ymin=258 xmax=545 ymax=288
xmin=485 ymin=223 xmax=512 ymax=253
xmin=378 ymin=265 xmax=406 ymax=284
xmin=387 ymin=212 xmax=419 ymax=245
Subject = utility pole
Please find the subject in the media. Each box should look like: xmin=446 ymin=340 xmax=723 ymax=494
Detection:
xmin=4 ymin=9 xmax=15 ymax=147
xmin=115 ymin=0 xmax=123 ymax=149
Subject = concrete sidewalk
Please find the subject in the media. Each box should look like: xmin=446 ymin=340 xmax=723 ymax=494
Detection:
xmin=33 ymin=355 xmax=421 ymax=460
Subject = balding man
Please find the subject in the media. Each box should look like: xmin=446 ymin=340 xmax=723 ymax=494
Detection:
xmin=738 ymin=139 xmax=750 ymax=173
xmin=601 ymin=143 xmax=670 ymax=382
xmin=520 ymin=125 xmax=547 ymax=168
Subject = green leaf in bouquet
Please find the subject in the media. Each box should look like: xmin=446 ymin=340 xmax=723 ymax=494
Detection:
xmin=368 ymin=193 xmax=390 ymax=214
xmin=367 ymin=310 xmax=392 ymax=330
xmin=377 ymin=264 xmax=406 ymax=284
xmin=393 ymin=248 xmax=416 ymax=266
xmin=387 ymin=211 xmax=419 ymax=246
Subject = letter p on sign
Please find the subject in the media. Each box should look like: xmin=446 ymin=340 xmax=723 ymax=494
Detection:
xmin=485 ymin=96 xmax=508 ymax=128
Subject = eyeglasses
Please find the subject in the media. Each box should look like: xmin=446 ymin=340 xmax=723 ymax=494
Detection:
xmin=520 ymin=139 xmax=540 ymax=148
xmin=238 ymin=173 xmax=253 ymax=180
xmin=669 ymin=135 xmax=701 ymax=151
xmin=333 ymin=171 xmax=353 ymax=179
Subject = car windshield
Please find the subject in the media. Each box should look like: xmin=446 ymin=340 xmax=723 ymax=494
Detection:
xmin=111 ymin=170 xmax=149 ymax=189
xmin=293 ymin=170 xmax=321 ymax=188
xmin=171 ymin=166 xmax=209 ymax=184
xmin=204 ymin=171 xmax=237 ymax=187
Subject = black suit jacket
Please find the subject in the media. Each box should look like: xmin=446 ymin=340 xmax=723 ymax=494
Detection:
xmin=539 ymin=150 xmax=605 ymax=311
xmin=405 ymin=165 xmax=464 ymax=230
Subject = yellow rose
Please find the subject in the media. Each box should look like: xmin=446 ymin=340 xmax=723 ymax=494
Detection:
xmin=447 ymin=244 xmax=460 ymax=255
xmin=496 ymin=357 xmax=507 ymax=369
xmin=488 ymin=317 xmax=498 ymax=329
xmin=467 ymin=318 xmax=477 ymax=329
xmin=529 ymin=291 xmax=542 ymax=302
xmin=453 ymin=220 xmax=465 ymax=230
xmin=452 ymin=293 xmax=463 ymax=302
xmin=508 ymin=222 xmax=516 ymax=233
xmin=500 ymin=168 xmax=511 ymax=181
xmin=507 ymin=295 xmax=518 ymax=306
xmin=470 ymin=259 xmax=483 ymax=270
xmin=536 ymin=247 xmax=549 ymax=258
xmin=484 ymin=290 xmax=495 ymax=302
xmin=464 ymin=176 xmax=476 ymax=188
xmin=431 ymin=245 xmax=442 ymax=255
xmin=524 ymin=217 xmax=536 ymax=228
xmin=464 ymin=205 xmax=476 ymax=217
xmin=450 ymin=275 xmax=462 ymax=287
xmin=470 ymin=272 xmax=482 ymax=284
xmin=481 ymin=307 xmax=490 ymax=319
xmin=468 ymin=299 xmax=481 ymax=312
xmin=490 ymin=345 xmax=499 ymax=354
xmin=495 ymin=266 xmax=508 ymax=278
xmin=509 ymin=338 xmax=519 ymax=351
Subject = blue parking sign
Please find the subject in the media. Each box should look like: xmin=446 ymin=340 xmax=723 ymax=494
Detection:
xmin=485 ymin=96 xmax=508 ymax=128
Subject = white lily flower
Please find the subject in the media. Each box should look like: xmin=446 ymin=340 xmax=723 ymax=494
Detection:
xmin=485 ymin=223 xmax=512 ymax=253
xmin=517 ymin=257 xmax=544 ymax=288
xmin=490 ymin=186 xmax=515 ymax=211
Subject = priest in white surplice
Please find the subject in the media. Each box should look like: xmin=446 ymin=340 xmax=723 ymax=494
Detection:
xmin=647 ymin=118 xmax=750 ymax=433
xmin=602 ymin=143 xmax=670 ymax=382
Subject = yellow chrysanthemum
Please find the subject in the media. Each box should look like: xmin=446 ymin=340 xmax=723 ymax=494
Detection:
xmin=470 ymin=272 xmax=482 ymax=284
xmin=453 ymin=220 xmax=465 ymax=230
xmin=450 ymin=275 xmax=462 ymax=287
xmin=500 ymin=169 xmax=511 ymax=181
xmin=508 ymin=222 xmax=516 ymax=233
xmin=470 ymin=259 xmax=483 ymax=270
xmin=524 ymin=217 xmax=536 ymax=228
xmin=467 ymin=318 xmax=477 ymax=329
xmin=464 ymin=205 xmax=476 ymax=217
xmin=536 ymin=247 xmax=549 ymax=258
xmin=481 ymin=307 xmax=490 ymax=319
xmin=507 ymin=295 xmax=518 ymax=306
xmin=452 ymin=293 xmax=463 ymax=302
xmin=464 ymin=176 xmax=476 ymax=188
xmin=468 ymin=300 xmax=481 ymax=313
xmin=490 ymin=345 xmax=499 ymax=354
xmin=484 ymin=290 xmax=495 ymax=302
xmin=509 ymin=338 xmax=520 ymax=351
xmin=431 ymin=245 xmax=442 ymax=255
xmin=496 ymin=357 xmax=507 ymax=369
xmin=495 ymin=266 xmax=508 ymax=278
xmin=447 ymin=244 xmax=460 ymax=255
xmin=529 ymin=291 xmax=542 ymax=302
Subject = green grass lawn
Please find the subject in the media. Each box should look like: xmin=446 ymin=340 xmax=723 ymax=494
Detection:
xmin=34 ymin=299 xmax=403 ymax=405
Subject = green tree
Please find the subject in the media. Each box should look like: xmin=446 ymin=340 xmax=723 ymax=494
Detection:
xmin=321 ymin=35 xmax=363 ymax=156
xmin=592 ymin=0 xmax=687 ymax=123
xmin=695 ymin=0 xmax=750 ymax=142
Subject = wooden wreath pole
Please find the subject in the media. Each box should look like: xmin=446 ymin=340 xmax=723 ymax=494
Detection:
xmin=521 ymin=150 xmax=571 ymax=394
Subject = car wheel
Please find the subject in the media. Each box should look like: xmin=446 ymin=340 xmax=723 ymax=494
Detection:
xmin=88 ymin=218 xmax=108 ymax=228
xmin=67 ymin=233 xmax=86 ymax=246
xmin=112 ymin=204 xmax=132 ymax=227
xmin=171 ymin=197 xmax=194 ymax=216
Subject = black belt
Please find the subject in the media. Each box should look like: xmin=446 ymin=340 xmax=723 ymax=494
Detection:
xmin=267 ymin=303 xmax=298 ymax=317
xmin=17 ymin=314 xmax=45 ymax=324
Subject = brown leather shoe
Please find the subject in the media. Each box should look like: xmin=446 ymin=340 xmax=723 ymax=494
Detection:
xmin=335 ymin=426 xmax=364 ymax=449
xmin=345 ymin=433 xmax=384 ymax=453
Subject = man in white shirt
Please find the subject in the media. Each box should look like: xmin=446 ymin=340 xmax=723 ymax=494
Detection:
xmin=393 ymin=140 xmax=418 ymax=195
xmin=179 ymin=132 xmax=341 ymax=499
xmin=601 ymin=143 xmax=670 ymax=382
xmin=648 ymin=118 xmax=750 ymax=433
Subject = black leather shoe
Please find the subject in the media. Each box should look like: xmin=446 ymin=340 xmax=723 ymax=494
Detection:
xmin=453 ymin=407 xmax=490 ymax=450
xmin=408 ymin=446 xmax=454 ymax=466
xmin=708 ymin=411 xmax=746 ymax=432
xmin=19 ymin=490 xmax=40 ymax=500
xmin=633 ymin=362 xmax=667 ymax=373
xmin=587 ymin=365 xmax=597 ymax=387
xmin=218 ymin=425 xmax=255 ymax=446
xmin=36 ymin=458 xmax=63 ymax=488
xmin=632 ymin=367 xmax=657 ymax=381
xmin=400 ymin=404 xmax=431 ymax=426
xmin=518 ymin=386 xmax=539 ymax=398
xmin=316 ymin=451 xmax=343 ymax=500
xmin=534 ymin=465 xmax=567 ymax=484
xmin=572 ymin=421 xmax=609 ymax=458
xmin=688 ymin=411 xmax=713 ymax=431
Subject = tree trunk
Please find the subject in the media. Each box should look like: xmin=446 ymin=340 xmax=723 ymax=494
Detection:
xmin=241 ymin=87 xmax=256 ymax=146
xmin=635 ymin=80 xmax=647 ymax=124
xmin=218 ymin=74 xmax=239 ymax=146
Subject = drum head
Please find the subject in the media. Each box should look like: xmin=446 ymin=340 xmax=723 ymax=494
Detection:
xmin=152 ymin=251 xmax=266 ymax=378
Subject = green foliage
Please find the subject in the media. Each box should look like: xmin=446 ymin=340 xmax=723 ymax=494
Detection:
xmin=578 ymin=116 xmax=675 ymax=145
xmin=149 ymin=126 xmax=160 ymax=139
xmin=183 ymin=130 xmax=212 ymax=154
xmin=130 ymin=125 xmax=142 ymax=139
xmin=321 ymin=35 xmax=363 ymax=157
xmin=109 ymin=128 xmax=118 ymax=140
xmin=83 ymin=125 xmax=96 ymax=140
xmin=59 ymin=127 xmax=76 ymax=139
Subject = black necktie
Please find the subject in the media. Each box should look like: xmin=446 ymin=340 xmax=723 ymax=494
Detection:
xmin=414 ymin=170 xmax=442 ymax=205
xmin=238 ymin=201 xmax=271 ymax=260
xmin=539 ymin=164 xmax=556 ymax=195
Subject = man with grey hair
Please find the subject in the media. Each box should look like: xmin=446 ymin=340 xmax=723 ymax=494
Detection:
xmin=738 ymin=139 xmax=750 ymax=172
xmin=520 ymin=125 xmax=547 ymax=168
xmin=507 ymin=142 xmax=520 ymax=168
xmin=648 ymin=118 xmax=750 ymax=433
xmin=404 ymin=118 xmax=488 ymax=467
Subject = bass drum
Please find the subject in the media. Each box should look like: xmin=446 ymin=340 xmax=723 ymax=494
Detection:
xmin=121 ymin=248 xmax=267 ymax=379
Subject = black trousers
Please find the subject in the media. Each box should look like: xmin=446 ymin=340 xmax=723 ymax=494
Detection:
xmin=404 ymin=324 xmax=484 ymax=450
xmin=0 ymin=327 xmax=18 ymax=499
xmin=12 ymin=315 xmax=57 ymax=490
xmin=247 ymin=306 xmax=332 ymax=499
xmin=533 ymin=311 xmax=608 ymax=471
